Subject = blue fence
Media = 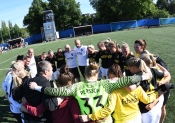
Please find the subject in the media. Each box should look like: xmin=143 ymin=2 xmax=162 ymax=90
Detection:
xmin=111 ymin=20 xmax=137 ymax=31
xmin=58 ymin=29 xmax=74 ymax=38
xmin=24 ymin=33 xmax=42 ymax=45
xmin=137 ymin=19 xmax=159 ymax=27
xmin=92 ymin=24 xmax=111 ymax=33
xmin=23 ymin=18 xmax=175 ymax=45
xmin=159 ymin=18 xmax=175 ymax=25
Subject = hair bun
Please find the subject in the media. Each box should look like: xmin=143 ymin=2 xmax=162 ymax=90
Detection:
xmin=89 ymin=62 xmax=98 ymax=70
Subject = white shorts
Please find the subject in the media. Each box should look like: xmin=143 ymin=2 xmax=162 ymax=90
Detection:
xmin=126 ymin=113 xmax=142 ymax=123
xmin=142 ymin=95 xmax=164 ymax=123
xmin=100 ymin=67 xmax=108 ymax=79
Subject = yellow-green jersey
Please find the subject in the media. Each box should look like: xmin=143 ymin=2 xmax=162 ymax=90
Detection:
xmin=75 ymin=81 xmax=112 ymax=123
xmin=75 ymin=81 xmax=107 ymax=114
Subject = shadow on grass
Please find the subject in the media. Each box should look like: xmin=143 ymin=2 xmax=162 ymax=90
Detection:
xmin=0 ymin=96 xmax=17 ymax=123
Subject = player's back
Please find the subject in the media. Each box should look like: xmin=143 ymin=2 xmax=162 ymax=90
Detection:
xmin=75 ymin=81 xmax=112 ymax=123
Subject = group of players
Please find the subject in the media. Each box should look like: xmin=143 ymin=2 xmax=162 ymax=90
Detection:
xmin=2 ymin=38 xmax=173 ymax=123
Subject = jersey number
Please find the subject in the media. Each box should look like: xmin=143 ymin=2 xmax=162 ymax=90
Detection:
xmin=81 ymin=95 xmax=104 ymax=114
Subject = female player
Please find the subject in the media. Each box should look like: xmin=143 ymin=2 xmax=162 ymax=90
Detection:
xmin=29 ymin=62 xmax=151 ymax=123
xmin=2 ymin=61 xmax=28 ymax=123
xmin=79 ymin=61 xmax=162 ymax=123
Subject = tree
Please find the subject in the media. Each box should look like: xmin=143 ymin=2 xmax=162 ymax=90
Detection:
xmin=1 ymin=21 xmax=11 ymax=42
xmin=81 ymin=14 xmax=95 ymax=25
xmin=48 ymin=0 xmax=82 ymax=30
xmin=119 ymin=0 xmax=157 ymax=20
xmin=9 ymin=24 xmax=23 ymax=39
xmin=153 ymin=9 xmax=170 ymax=18
xmin=89 ymin=0 xmax=98 ymax=10
xmin=0 ymin=21 xmax=27 ymax=43
xmin=89 ymin=0 xmax=157 ymax=23
xmin=169 ymin=0 xmax=175 ymax=15
xmin=23 ymin=0 xmax=49 ymax=34
xmin=89 ymin=0 xmax=121 ymax=23
xmin=156 ymin=0 xmax=169 ymax=10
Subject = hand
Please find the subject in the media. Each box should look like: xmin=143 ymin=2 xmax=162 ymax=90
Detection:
xmin=96 ymin=118 xmax=107 ymax=123
xmin=22 ymin=97 xmax=27 ymax=105
xmin=4 ymin=94 xmax=11 ymax=104
xmin=29 ymin=82 xmax=38 ymax=90
xmin=79 ymin=115 xmax=91 ymax=122
xmin=4 ymin=93 xmax=8 ymax=100
xmin=20 ymin=104 xmax=28 ymax=113
xmin=158 ymin=82 xmax=163 ymax=86
xmin=158 ymin=89 xmax=166 ymax=96
xmin=141 ymin=72 xmax=151 ymax=81
xmin=145 ymin=103 xmax=153 ymax=110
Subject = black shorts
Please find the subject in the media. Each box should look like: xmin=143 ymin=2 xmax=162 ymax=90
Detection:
xmin=79 ymin=66 xmax=86 ymax=77
xmin=69 ymin=67 xmax=80 ymax=79
xmin=163 ymin=90 xmax=170 ymax=105
xmin=13 ymin=113 xmax=23 ymax=123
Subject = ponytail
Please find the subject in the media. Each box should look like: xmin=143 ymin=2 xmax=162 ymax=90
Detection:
xmin=85 ymin=62 xmax=99 ymax=79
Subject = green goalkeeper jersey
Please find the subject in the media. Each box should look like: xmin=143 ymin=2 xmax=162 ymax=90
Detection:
xmin=41 ymin=76 xmax=142 ymax=122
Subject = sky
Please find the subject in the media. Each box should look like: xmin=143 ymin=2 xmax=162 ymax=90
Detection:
xmin=0 ymin=0 xmax=96 ymax=28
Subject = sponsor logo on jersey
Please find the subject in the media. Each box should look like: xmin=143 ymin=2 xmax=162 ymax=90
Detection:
xmin=67 ymin=57 xmax=73 ymax=60
xmin=124 ymin=66 xmax=129 ymax=70
xmin=122 ymin=94 xmax=138 ymax=104
xmin=108 ymin=55 xmax=112 ymax=58
xmin=77 ymin=52 xmax=82 ymax=55
xmin=115 ymin=60 xmax=119 ymax=63
xmin=101 ymin=55 xmax=108 ymax=58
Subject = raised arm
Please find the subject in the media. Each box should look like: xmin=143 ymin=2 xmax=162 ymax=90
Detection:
xmin=29 ymin=82 xmax=77 ymax=97
xmin=104 ymin=73 xmax=150 ymax=93
xmin=156 ymin=64 xmax=171 ymax=85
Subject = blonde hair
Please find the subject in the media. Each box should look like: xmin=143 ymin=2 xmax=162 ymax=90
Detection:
xmin=127 ymin=57 xmax=152 ymax=78
xmin=140 ymin=54 xmax=156 ymax=68
xmin=12 ymin=61 xmax=27 ymax=88
xmin=122 ymin=42 xmax=130 ymax=49
xmin=85 ymin=62 xmax=99 ymax=79
xmin=87 ymin=45 xmax=95 ymax=50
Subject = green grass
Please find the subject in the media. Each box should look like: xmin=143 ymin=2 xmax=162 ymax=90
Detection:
xmin=0 ymin=26 xmax=175 ymax=123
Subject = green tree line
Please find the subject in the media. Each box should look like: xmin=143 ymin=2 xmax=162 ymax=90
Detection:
xmin=23 ymin=0 xmax=175 ymax=35
xmin=1 ymin=0 xmax=175 ymax=44
xmin=0 ymin=21 xmax=29 ymax=44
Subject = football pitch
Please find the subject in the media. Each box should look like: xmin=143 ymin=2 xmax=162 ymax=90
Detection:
xmin=0 ymin=26 xmax=174 ymax=122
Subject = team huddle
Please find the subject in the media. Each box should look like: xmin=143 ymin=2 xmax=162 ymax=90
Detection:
xmin=2 ymin=39 xmax=174 ymax=123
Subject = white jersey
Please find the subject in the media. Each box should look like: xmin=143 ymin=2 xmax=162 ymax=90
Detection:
xmin=2 ymin=72 xmax=21 ymax=113
xmin=73 ymin=45 xmax=89 ymax=66
xmin=64 ymin=50 xmax=77 ymax=68
xmin=29 ymin=56 xmax=37 ymax=78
